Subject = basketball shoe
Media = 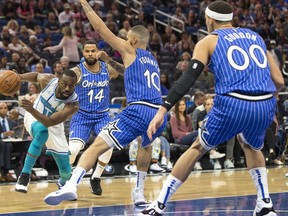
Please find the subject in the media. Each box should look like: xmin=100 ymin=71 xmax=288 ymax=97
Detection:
xmin=15 ymin=173 xmax=30 ymax=193
xmin=44 ymin=181 xmax=77 ymax=206
xmin=140 ymin=201 xmax=165 ymax=215
xmin=253 ymin=198 xmax=276 ymax=216
xmin=132 ymin=188 xmax=146 ymax=205
xmin=90 ymin=178 xmax=102 ymax=195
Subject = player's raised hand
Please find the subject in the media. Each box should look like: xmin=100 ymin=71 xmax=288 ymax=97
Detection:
xmin=96 ymin=51 xmax=110 ymax=62
xmin=147 ymin=107 xmax=167 ymax=140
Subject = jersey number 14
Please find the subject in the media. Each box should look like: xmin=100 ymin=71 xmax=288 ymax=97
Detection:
xmin=87 ymin=89 xmax=104 ymax=103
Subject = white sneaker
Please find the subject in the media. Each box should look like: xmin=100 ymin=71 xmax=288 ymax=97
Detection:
xmin=44 ymin=182 xmax=77 ymax=206
xmin=160 ymin=157 xmax=167 ymax=167
xmin=224 ymin=159 xmax=235 ymax=169
xmin=253 ymin=198 xmax=276 ymax=216
xmin=129 ymin=164 xmax=137 ymax=173
xmin=150 ymin=163 xmax=164 ymax=172
xmin=124 ymin=164 xmax=137 ymax=174
xmin=140 ymin=201 xmax=165 ymax=215
xmin=285 ymin=173 xmax=288 ymax=178
xmin=214 ymin=160 xmax=222 ymax=170
xmin=132 ymin=188 xmax=146 ymax=205
xmin=166 ymin=161 xmax=173 ymax=170
xmin=194 ymin=162 xmax=203 ymax=171
xmin=210 ymin=150 xmax=226 ymax=159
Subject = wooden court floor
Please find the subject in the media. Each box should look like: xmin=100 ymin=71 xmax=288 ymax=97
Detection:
xmin=0 ymin=167 xmax=288 ymax=215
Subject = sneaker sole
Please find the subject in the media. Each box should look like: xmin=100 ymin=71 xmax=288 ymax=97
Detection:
xmin=15 ymin=188 xmax=27 ymax=193
xmin=91 ymin=190 xmax=102 ymax=196
xmin=44 ymin=192 xmax=77 ymax=206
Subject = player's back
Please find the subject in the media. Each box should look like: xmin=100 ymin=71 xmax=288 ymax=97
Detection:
xmin=210 ymin=27 xmax=276 ymax=95
xmin=33 ymin=78 xmax=78 ymax=117
xmin=124 ymin=48 xmax=162 ymax=105
xmin=75 ymin=61 xmax=110 ymax=113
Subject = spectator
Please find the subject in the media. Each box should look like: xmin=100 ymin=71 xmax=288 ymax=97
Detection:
xmin=60 ymin=56 xmax=70 ymax=70
xmin=0 ymin=102 xmax=17 ymax=182
xmin=52 ymin=61 xmax=63 ymax=78
xmin=2 ymin=0 xmax=17 ymax=20
xmin=7 ymin=20 xmax=19 ymax=36
xmin=58 ymin=3 xmax=75 ymax=26
xmin=44 ymin=26 xmax=80 ymax=65
xmin=118 ymin=20 xmax=131 ymax=40
xmin=22 ymin=82 xmax=40 ymax=103
xmin=160 ymin=73 xmax=170 ymax=96
xmin=171 ymin=7 xmax=187 ymax=30
xmin=8 ymin=36 xmax=23 ymax=53
xmin=149 ymin=32 xmax=163 ymax=55
xmin=16 ymin=0 xmax=34 ymax=20
xmin=44 ymin=12 xmax=61 ymax=34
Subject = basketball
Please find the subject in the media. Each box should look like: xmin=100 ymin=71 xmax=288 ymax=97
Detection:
xmin=0 ymin=70 xmax=21 ymax=96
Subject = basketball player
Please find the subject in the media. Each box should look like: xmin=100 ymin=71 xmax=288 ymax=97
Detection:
xmin=15 ymin=70 xmax=79 ymax=193
xmin=44 ymin=0 xmax=167 ymax=206
xmin=141 ymin=1 xmax=284 ymax=215
xmin=68 ymin=39 xmax=122 ymax=195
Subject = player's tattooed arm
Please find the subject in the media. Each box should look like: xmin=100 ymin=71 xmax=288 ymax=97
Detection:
xmin=96 ymin=50 xmax=125 ymax=77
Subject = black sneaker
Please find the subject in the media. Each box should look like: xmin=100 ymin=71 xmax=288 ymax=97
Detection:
xmin=15 ymin=173 xmax=30 ymax=193
xmin=90 ymin=178 xmax=102 ymax=196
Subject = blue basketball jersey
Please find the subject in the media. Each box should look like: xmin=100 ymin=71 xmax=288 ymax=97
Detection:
xmin=209 ymin=28 xmax=276 ymax=95
xmin=124 ymin=48 xmax=162 ymax=105
xmin=33 ymin=78 xmax=78 ymax=116
xmin=76 ymin=61 xmax=110 ymax=113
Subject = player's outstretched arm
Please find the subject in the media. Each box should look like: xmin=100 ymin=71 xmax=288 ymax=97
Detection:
xmin=79 ymin=0 xmax=131 ymax=55
xmin=21 ymin=99 xmax=79 ymax=127
xmin=19 ymin=73 xmax=55 ymax=90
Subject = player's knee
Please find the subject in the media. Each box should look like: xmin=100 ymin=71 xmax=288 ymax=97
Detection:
xmin=69 ymin=140 xmax=84 ymax=164
xmin=32 ymin=122 xmax=48 ymax=143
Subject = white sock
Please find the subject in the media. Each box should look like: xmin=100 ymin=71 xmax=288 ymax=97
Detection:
xmin=249 ymin=167 xmax=270 ymax=200
xmin=91 ymin=163 xmax=105 ymax=179
xmin=157 ymin=175 xmax=183 ymax=206
xmin=135 ymin=171 xmax=147 ymax=191
xmin=69 ymin=167 xmax=86 ymax=186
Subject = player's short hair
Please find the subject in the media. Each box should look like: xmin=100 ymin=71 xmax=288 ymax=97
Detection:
xmin=62 ymin=69 xmax=77 ymax=80
xmin=208 ymin=1 xmax=232 ymax=15
xmin=83 ymin=39 xmax=99 ymax=49
xmin=131 ymin=25 xmax=149 ymax=45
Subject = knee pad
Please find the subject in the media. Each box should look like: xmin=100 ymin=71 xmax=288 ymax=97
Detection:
xmin=69 ymin=139 xmax=84 ymax=164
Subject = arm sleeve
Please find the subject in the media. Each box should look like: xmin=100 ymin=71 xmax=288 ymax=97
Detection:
xmin=163 ymin=59 xmax=205 ymax=111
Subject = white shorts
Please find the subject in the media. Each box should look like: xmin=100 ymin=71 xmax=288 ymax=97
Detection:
xmin=24 ymin=112 xmax=69 ymax=154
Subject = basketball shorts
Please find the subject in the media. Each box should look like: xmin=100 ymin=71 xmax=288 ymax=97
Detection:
xmin=24 ymin=112 xmax=69 ymax=154
xmin=199 ymin=95 xmax=276 ymax=150
xmin=69 ymin=111 xmax=111 ymax=145
xmin=99 ymin=102 xmax=167 ymax=150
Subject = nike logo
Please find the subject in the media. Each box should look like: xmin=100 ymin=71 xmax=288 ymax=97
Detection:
xmin=164 ymin=101 xmax=171 ymax=105
xmin=83 ymin=73 xmax=89 ymax=77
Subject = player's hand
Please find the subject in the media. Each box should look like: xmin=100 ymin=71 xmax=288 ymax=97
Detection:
xmin=147 ymin=107 xmax=167 ymax=140
xmin=96 ymin=51 xmax=110 ymax=62
xmin=3 ymin=131 xmax=15 ymax=138
xmin=20 ymin=98 xmax=34 ymax=112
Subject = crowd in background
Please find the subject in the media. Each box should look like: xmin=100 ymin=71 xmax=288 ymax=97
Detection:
xmin=0 ymin=0 xmax=288 ymax=181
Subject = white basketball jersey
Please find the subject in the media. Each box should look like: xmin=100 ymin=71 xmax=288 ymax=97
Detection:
xmin=33 ymin=78 xmax=78 ymax=116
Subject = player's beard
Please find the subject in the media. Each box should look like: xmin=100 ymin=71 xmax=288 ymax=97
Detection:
xmin=84 ymin=57 xmax=97 ymax=66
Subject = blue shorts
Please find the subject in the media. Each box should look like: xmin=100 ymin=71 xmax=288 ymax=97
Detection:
xmin=99 ymin=102 xmax=167 ymax=150
xmin=199 ymin=95 xmax=276 ymax=150
xmin=69 ymin=111 xmax=111 ymax=145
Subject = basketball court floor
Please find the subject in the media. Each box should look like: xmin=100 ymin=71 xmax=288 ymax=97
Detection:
xmin=0 ymin=167 xmax=287 ymax=215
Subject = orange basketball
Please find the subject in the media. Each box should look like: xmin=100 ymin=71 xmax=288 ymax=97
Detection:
xmin=0 ymin=70 xmax=21 ymax=96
